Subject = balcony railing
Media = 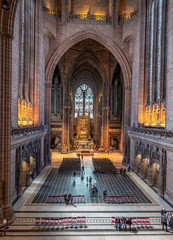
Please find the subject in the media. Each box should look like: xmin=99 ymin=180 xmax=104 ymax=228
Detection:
xmin=11 ymin=125 xmax=47 ymax=138
xmin=119 ymin=10 xmax=138 ymax=23
xmin=43 ymin=6 xmax=61 ymax=18
xmin=68 ymin=14 xmax=111 ymax=24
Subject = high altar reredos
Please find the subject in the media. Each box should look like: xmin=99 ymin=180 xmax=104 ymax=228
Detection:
xmin=73 ymin=113 xmax=93 ymax=149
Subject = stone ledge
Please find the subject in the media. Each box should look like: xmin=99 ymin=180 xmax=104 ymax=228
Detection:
xmin=11 ymin=125 xmax=47 ymax=139
xmin=129 ymin=127 xmax=173 ymax=139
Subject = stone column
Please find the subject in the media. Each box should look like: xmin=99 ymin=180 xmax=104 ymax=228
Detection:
xmin=0 ymin=32 xmax=14 ymax=224
xmin=68 ymin=0 xmax=72 ymax=14
xmin=122 ymin=88 xmax=131 ymax=165
xmin=114 ymin=0 xmax=119 ymax=25
xmin=114 ymin=80 xmax=118 ymax=117
xmin=45 ymin=82 xmax=51 ymax=165
xmin=109 ymin=0 xmax=113 ymax=17
xmin=16 ymin=147 xmax=22 ymax=197
xmin=158 ymin=149 xmax=165 ymax=197
xmin=61 ymin=0 xmax=67 ymax=23
xmin=62 ymin=105 xmax=70 ymax=153
xmin=129 ymin=139 xmax=136 ymax=170
xmin=101 ymin=106 xmax=109 ymax=151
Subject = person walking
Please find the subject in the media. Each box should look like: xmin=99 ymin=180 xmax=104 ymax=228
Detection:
xmin=120 ymin=167 xmax=123 ymax=175
xmin=73 ymin=170 xmax=76 ymax=177
xmin=102 ymin=187 xmax=107 ymax=200
xmin=123 ymin=167 xmax=126 ymax=176
xmin=82 ymin=165 xmax=84 ymax=171
xmin=89 ymin=176 xmax=92 ymax=184
xmin=93 ymin=185 xmax=98 ymax=193
xmin=86 ymin=176 xmax=88 ymax=182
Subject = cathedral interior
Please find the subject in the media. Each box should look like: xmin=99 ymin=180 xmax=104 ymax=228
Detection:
xmin=0 ymin=0 xmax=173 ymax=239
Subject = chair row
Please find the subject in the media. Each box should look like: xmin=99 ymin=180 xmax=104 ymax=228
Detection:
xmin=35 ymin=216 xmax=86 ymax=227
xmin=92 ymin=158 xmax=117 ymax=174
xmin=105 ymin=195 xmax=135 ymax=202
xmin=131 ymin=217 xmax=150 ymax=225
xmin=47 ymin=195 xmax=85 ymax=203
xmin=59 ymin=158 xmax=81 ymax=171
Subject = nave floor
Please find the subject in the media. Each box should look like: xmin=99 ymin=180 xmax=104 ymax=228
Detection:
xmin=2 ymin=152 xmax=173 ymax=240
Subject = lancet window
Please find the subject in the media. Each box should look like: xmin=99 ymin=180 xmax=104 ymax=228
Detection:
xmin=74 ymin=84 xmax=93 ymax=119
xmin=144 ymin=0 xmax=166 ymax=127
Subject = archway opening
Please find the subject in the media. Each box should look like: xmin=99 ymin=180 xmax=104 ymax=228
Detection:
xmin=49 ymin=38 xmax=125 ymax=153
xmin=29 ymin=156 xmax=36 ymax=180
xmin=136 ymin=154 xmax=142 ymax=173
xmin=22 ymin=161 xmax=28 ymax=188
xmin=152 ymin=162 xmax=159 ymax=188
xmin=143 ymin=158 xmax=149 ymax=179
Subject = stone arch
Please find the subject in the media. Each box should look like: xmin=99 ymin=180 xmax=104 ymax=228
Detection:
xmin=45 ymin=29 xmax=132 ymax=90
xmin=135 ymin=153 xmax=142 ymax=173
xmin=22 ymin=161 xmax=29 ymax=187
xmin=110 ymin=137 xmax=120 ymax=150
xmin=151 ymin=162 xmax=159 ymax=187
xmin=143 ymin=157 xmax=149 ymax=179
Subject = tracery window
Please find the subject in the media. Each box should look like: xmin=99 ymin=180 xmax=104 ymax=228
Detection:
xmin=144 ymin=0 xmax=166 ymax=127
xmin=149 ymin=1 xmax=155 ymax=103
xmin=156 ymin=0 xmax=163 ymax=101
xmin=74 ymin=84 xmax=93 ymax=119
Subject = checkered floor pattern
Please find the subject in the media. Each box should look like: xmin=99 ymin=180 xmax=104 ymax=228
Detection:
xmin=31 ymin=167 xmax=154 ymax=205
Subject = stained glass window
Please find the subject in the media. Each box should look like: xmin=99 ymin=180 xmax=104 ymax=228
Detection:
xmin=74 ymin=84 xmax=93 ymax=118
xmin=149 ymin=1 xmax=155 ymax=103
xmin=156 ymin=0 xmax=163 ymax=101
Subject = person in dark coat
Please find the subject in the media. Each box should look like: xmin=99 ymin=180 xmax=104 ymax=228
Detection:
xmin=73 ymin=170 xmax=76 ymax=177
xmin=161 ymin=213 xmax=168 ymax=231
xmin=64 ymin=193 xmax=68 ymax=204
xmin=161 ymin=208 xmax=166 ymax=216
xmin=126 ymin=218 xmax=132 ymax=231
xmin=115 ymin=216 xmax=120 ymax=230
xmin=123 ymin=167 xmax=126 ymax=176
xmin=102 ymin=188 xmax=107 ymax=200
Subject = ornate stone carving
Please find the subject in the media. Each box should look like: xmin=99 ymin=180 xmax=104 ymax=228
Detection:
xmin=11 ymin=125 xmax=46 ymax=138
xmin=131 ymin=127 xmax=173 ymax=139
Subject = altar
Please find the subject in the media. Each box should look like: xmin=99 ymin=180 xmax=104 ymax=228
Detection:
xmin=73 ymin=114 xmax=93 ymax=149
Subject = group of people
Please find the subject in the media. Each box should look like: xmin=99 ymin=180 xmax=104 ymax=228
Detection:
xmin=114 ymin=216 xmax=132 ymax=231
xmin=63 ymin=193 xmax=73 ymax=204
xmin=161 ymin=208 xmax=173 ymax=231
xmin=90 ymin=185 xmax=98 ymax=196
xmin=86 ymin=176 xmax=92 ymax=184
xmin=120 ymin=167 xmax=126 ymax=176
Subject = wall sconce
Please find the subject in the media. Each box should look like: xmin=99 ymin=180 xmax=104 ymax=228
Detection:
xmin=2 ymin=0 xmax=10 ymax=10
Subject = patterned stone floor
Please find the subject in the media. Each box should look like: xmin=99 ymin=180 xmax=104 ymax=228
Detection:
xmin=31 ymin=157 xmax=155 ymax=205
xmin=9 ymin=152 xmax=173 ymax=240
